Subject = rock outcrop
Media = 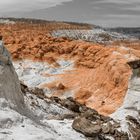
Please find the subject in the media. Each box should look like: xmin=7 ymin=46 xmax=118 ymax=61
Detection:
xmin=111 ymin=60 xmax=140 ymax=140
xmin=0 ymin=39 xmax=24 ymax=111
xmin=28 ymin=90 xmax=129 ymax=139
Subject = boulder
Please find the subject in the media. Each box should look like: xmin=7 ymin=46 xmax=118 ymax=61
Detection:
xmin=59 ymin=98 xmax=80 ymax=112
xmin=72 ymin=117 xmax=102 ymax=137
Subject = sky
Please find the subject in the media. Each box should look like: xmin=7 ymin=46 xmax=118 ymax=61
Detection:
xmin=0 ymin=0 xmax=140 ymax=27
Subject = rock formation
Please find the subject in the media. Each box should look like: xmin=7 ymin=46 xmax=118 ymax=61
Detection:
xmin=1 ymin=22 xmax=140 ymax=116
xmin=111 ymin=60 xmax=140 ymax=140
xmin=0 ymin=38 xmax=24 ymax=111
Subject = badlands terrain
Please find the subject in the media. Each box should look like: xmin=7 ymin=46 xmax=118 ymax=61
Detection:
xmin=0 ymin=18 xmax=140 ymax=140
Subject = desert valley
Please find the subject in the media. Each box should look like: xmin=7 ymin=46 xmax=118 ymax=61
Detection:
xmin=0 ymin=18 xmax=140 ymax=140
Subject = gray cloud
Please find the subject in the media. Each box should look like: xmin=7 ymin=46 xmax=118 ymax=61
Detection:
xmin=0 ymin=0 xmax=140 ymax=27
xmin=0 ymin=0 xmax=72 ymax=12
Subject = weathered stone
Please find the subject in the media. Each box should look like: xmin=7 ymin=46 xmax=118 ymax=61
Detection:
xmin=20 ymin=81 xmax=28 ymax=94
xmin=0 ymin=41 xmax=24 ymax=110
xmin=60 ymin=99 xmax=80 ymax=112
xmin=57 ymin=83 xmax=65 ymax=90
xmin=100 ymin=116 xmax=112 ymax=122
xmin=101 ymin=124 xmax=110 ymax=134
xmin=50 ymin=96 xmax=61 ymax=103
xmin=81 ymin=109 xmax=100 ymax=121
xmin=126 ymin=115 xmax=140 ymax=139
xmin=72 ymin=117 xmax=102 ymax=137
xmin=31 ymin=87 xmax=45 ymax=99
xmin=62 ymin=113 xmax=77 ymax=119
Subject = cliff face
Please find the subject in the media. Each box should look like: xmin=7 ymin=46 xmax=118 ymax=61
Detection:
xmin=0 ymin=40 xmax=24 ymax=110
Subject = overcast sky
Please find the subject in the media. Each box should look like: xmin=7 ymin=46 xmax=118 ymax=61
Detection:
xmin=0 ymin=0 xmax=140 ymax=27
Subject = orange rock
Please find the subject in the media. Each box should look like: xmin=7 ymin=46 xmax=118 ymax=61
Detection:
xmin=57 ymin=83 xmax=65 ymax=90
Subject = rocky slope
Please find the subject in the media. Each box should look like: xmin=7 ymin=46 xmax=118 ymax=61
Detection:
xmin=0 ymin=39 xmax=86 ymax=140
xmin=0 ymin=39 xmax=136 ymax=140
xmin=0 ymin=19 xmax=140 ymax=139
xmin=51 ymin=28 xmax=129 ymax=43
xmin=111 ymin=60 xmax=140 ymax=139
xmin=1 ymin=21 xmax=140 ymax=116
